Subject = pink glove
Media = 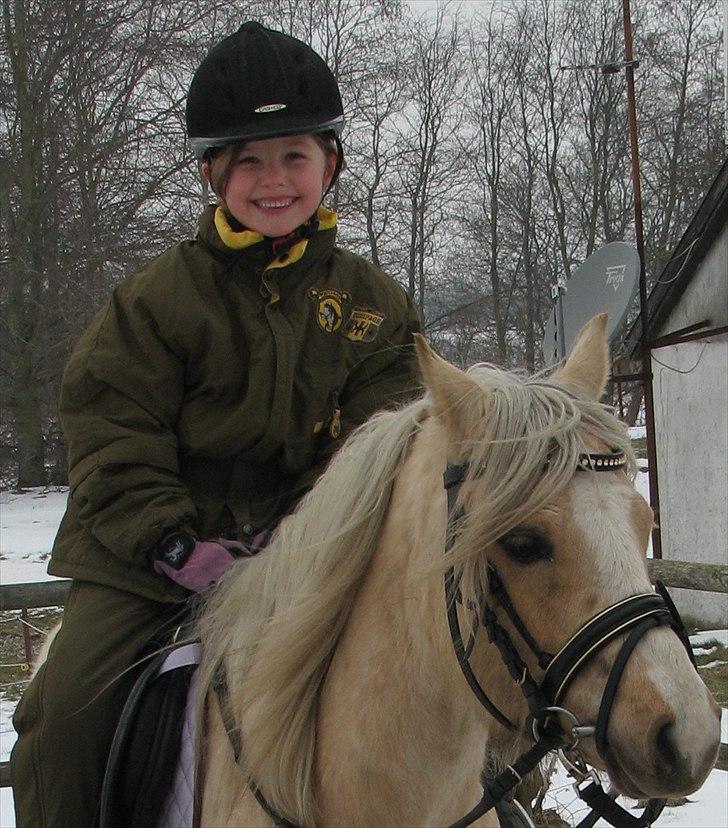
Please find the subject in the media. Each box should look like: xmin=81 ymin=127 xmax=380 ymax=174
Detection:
xmin=153 ymin=538 xmax=247 ymax=593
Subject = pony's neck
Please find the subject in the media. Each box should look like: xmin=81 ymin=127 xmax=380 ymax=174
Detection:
xmin=314 ymin=417 xmax=499 ymax=826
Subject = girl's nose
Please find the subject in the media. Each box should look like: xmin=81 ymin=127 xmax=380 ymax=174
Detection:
xmin=259 ymin=161 xmax=286 ymax=186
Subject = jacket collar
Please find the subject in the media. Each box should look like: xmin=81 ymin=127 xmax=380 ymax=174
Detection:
xmin=198 ymin=204 xmax=337 ymax=271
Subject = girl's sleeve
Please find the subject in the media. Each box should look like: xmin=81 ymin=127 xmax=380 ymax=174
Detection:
xmin=60 ymin=283 xmax=197 ymax=566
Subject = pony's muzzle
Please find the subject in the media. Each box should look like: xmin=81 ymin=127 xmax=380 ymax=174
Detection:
xmin=606 ymin=690 xmax=721 ymax=798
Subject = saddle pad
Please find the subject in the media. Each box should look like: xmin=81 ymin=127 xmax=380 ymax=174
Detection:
xmin=97 ymin=640 xmax=201 ymax=828
xmin=158 ymin=646 xmax=200 ymax=827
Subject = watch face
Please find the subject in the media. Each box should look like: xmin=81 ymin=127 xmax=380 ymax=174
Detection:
xmin=161 ymin=534 xmax=194 ymax=569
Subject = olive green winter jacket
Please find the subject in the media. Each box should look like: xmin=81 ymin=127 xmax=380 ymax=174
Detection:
xmin=48 ymin=205 xmax=422 ymax=602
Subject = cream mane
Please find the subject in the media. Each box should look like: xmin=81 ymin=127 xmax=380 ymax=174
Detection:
xmin=197 ymin=361 xmax=635 ymax=824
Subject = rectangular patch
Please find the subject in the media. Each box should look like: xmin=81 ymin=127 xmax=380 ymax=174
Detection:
xmin=341 ymin=308 xmax=385 ymax=343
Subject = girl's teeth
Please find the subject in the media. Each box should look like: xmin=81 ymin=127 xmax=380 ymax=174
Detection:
xmin=258 ymin=199 xmax=292 ymax=208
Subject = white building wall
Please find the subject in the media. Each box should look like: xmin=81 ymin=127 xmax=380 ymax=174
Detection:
xmin=652 ymin=221 xmax=728 ymax=628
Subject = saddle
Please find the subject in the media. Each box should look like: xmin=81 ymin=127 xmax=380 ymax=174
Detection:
xmin=97 ymin=627 xmax=201 ymax=828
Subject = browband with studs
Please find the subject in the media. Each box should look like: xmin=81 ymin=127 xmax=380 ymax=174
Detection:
xmin=577 ymin=449 xmax=626 ymax=471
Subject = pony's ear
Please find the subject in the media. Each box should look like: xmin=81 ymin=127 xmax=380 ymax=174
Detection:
xmin=551 ymin=313 xmax=610 ymax=400
xmin=414 ymin=334 xmax=489 ymax=448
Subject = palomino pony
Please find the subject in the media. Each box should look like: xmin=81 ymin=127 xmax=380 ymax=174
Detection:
xmin=196 ymin=314 xmax=719 ymax=827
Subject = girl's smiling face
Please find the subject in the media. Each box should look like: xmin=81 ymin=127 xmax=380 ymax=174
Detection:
xmin=207 ymin=134 xmax=336 ymax=238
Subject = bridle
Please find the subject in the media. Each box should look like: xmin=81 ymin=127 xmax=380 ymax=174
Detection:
xmin=212 ymin=447 xmax=696 ymax=828
xmin=443 ymin=449 xmax=697 ymax=828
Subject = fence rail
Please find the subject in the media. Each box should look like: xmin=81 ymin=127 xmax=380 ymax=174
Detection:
xmin=2 ymin=560 xmax=727 ymax=790
xmin=0 ymin=579 xmax=72 ymax=611
xmin=647 ymin=559 xmax=728 ymax=593
xmin=2 ymin=559 xmax=726 ymax=614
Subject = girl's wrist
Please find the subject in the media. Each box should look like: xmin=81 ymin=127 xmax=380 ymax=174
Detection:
xmin=155 ymin=530 xmax=197 ymax=570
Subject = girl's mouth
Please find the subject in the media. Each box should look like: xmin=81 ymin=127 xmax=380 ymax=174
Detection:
xmin=254 ymin=198 xmax=295 ymax=210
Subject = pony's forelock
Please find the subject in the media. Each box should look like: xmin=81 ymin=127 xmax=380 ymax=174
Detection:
xmin=451 ymin=363 xmax=636 ymax=610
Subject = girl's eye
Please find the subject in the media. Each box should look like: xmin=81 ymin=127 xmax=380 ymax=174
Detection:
xmin=498 ymin=528 xmax=552 ymax=564
xmin=237 ymin=156 xmax=258 ymax=165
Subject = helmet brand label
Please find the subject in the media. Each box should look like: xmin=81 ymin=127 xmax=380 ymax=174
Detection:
xmin=254 ymin=103 xmax=287 ymax=113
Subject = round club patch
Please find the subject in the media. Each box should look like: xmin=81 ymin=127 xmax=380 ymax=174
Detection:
xmin=308 ymin=288 xmax=351 ymax=334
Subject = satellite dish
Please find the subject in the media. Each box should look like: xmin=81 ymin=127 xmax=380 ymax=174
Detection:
xmin=542 ymin=242 xmax=640 ymax=365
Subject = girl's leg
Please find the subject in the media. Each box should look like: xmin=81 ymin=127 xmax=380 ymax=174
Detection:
xmin=10 ymin=580 xmax=182 ymax=827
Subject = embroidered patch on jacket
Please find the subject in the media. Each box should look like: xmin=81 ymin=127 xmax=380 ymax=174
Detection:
xmin=308 ymin=288 xmax=351 ymax=334
xmin=341 ymin=308 xmax=386 ymax=343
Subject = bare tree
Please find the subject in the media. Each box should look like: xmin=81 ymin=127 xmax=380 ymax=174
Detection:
xmin=343 ymin=59 xmax=405 ymax=272
xmin=503 ymin=4 xmax=548 ymax=370
xmin=537 ymin=0 xmax=577 ymax=282
xmin=461 ymin=8 xmax=519 ymax=363
xmin=559 ymin=0 xmax=633 ymax=256
xmin=0 ymin=0 xmax=246 ymax=487
xmin=638 ymin=0 xmax=724 ymax=276
xmin=394 ymin=4 xmax=465 ymax=321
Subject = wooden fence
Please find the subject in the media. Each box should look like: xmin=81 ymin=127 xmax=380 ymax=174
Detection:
xmin=2 ymin=559 xmax=726 ymax=789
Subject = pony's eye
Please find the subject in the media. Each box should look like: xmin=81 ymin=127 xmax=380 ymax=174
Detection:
xmin=499 ymin=529 xmax=552 ymax=563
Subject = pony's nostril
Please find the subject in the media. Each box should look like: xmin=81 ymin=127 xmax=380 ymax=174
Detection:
xmin=654 ymin=719 xmax=689 ymax=784
xmin=656 ymin=720 xmax=676 ymax=763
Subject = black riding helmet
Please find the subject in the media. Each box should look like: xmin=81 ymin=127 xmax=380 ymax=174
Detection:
xmin=186 ymin=22 xmax=345 ymax=163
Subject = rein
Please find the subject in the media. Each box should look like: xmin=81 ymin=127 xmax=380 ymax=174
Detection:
xmin=443 ymin=449 xmax=697 ymax=828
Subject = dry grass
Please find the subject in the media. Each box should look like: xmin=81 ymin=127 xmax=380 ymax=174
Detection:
xmin=696 ymin=642 xmax=728 ymax=706
xmin=0 ymin=608 xmax=62 ymax=701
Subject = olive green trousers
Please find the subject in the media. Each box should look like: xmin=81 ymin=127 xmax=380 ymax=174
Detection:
xmin=10 ymin=581 xmax=183 ymax=827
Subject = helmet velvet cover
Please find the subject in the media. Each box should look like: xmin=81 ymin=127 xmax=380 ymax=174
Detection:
xmin=186 ymin=22 xmax=344 ymax=159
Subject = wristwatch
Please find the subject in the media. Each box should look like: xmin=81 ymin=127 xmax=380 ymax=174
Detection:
xmin=156 ymin=531 xmax=196 ymax=570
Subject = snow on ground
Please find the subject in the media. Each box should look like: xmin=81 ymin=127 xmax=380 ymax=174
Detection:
xmin=628 ymin=425 xmax=647 ymax=439
xmin=0 ymin=484 xmax=726 ymax=826
xmin=543 ymin=729 xmax=728 ymax=828
xmin=692 ymin=630 xmax=728 ymax=650
xmin=0 ymin=488 xmax=68 ymax=584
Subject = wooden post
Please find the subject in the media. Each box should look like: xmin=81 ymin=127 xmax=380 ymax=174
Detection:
xmin=622 ymin=0 xmax=662 ymax=558
xmin=20 ymin=607 xmax=33 ymax=666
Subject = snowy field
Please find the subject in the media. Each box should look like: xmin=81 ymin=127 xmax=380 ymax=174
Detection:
xmin=1 ymin=476 xmax=726 ymax=826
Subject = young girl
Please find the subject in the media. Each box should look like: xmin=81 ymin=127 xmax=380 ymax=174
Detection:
xmin=10 ymin=22 xmax=421 ymax=826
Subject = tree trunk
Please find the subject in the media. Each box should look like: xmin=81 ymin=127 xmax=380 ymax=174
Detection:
xmin=12 ymin=350 xmax=46 ymax=488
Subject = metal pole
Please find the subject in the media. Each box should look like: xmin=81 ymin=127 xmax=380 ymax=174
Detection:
xmin=724 ymin=0 xmax=728 ymax=147
xmin=622 ymin=0 xmax=662 ymax=558
xmin=557 ymin=282 xmax=567 ymax=360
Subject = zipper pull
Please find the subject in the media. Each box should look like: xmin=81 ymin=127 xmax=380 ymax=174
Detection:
xmin=329 ymin=392 xmax=341 ymax=439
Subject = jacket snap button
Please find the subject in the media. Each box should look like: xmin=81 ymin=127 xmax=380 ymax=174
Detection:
xmin=242 ymin=523 xmax=255 ymax=536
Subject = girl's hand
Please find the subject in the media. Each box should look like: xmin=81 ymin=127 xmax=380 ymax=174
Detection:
xmin=153 ymin=538 xmax=249 ymax=593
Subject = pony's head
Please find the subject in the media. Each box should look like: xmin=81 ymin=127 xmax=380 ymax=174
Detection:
xmin=416 ymin=313 xmax=720 ymax=800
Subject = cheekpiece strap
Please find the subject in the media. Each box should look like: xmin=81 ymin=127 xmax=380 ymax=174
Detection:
xmin=444 ymin=463 xmax=469 ymax=525
xmin=444 ymin=567 xmax=516 ymax=731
